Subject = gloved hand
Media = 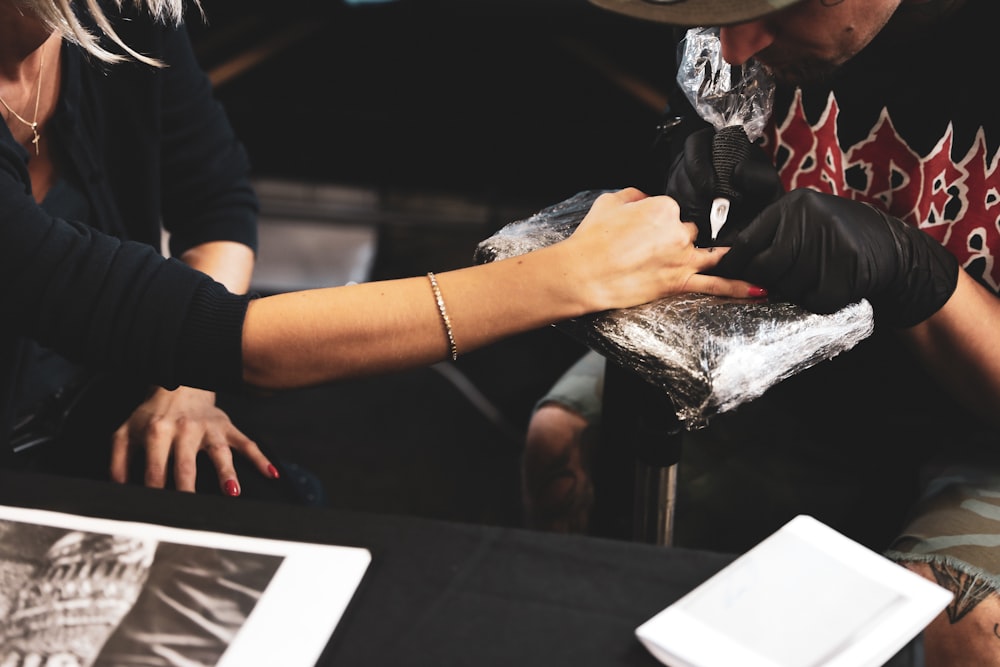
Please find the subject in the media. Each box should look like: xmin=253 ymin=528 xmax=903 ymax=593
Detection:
xmin=714 ymin=189 xmax=960 ymax=327
xmin=664 ymin=127 xmax=784 ymax=246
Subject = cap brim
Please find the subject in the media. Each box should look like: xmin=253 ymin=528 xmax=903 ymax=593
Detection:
xmin=589 ymin=0 xmax=800 ymax=26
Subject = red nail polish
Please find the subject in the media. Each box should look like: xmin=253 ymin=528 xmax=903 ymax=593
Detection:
xmin=748 ymin=286 xmax=768 ymax=298
xmin=267 ymin=464 xmax=280 ymax=480
xmin=225 ymin=479 xmax=240 ymax=497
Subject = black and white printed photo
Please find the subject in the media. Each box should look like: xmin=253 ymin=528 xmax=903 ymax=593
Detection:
xmin=0 ymin=520 xmax=282 ymax=667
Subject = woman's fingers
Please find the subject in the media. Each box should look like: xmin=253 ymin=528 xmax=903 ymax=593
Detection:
xmin=684 ymin=272 xmax=768 ymax=299
xmin=686 ymin=245 xmax=768 ymax=298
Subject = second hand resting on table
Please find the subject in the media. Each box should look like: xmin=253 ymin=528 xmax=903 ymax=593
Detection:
xmin=110 ymin=240 xmax=275 ymax=496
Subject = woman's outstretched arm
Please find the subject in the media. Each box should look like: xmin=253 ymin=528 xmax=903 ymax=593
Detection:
xmin=242 ymin=188 xmax=762 ymax=388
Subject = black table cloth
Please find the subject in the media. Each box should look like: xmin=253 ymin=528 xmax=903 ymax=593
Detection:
xmin=0 ymin=469 xmax=922 ymax=666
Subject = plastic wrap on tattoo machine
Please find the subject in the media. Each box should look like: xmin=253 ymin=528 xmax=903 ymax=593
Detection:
xmin=473 ymin=190 xmax=875 ymax=430
xmin=676 ymin=26 xmax=774 ymax=144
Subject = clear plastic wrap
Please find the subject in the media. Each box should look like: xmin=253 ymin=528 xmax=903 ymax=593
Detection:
xmin=474 ymin=190 xmax=875 ymax=430
xmin=676 ymin=27 xmax=775 ymax=143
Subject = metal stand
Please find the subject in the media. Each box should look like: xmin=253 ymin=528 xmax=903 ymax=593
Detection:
xmin=596 ymin=359 xmax=683 ymax=546
xmin=633 ymin=460 xmax=679 ymax=546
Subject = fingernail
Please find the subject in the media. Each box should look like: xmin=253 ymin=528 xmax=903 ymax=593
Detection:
xmin=225 ymin=479 xmax=240 ymax=497
xmin=267 ymin=464 xmax=280 ymax=480
xmin=748 ymin=286 xmax=768 ymax=298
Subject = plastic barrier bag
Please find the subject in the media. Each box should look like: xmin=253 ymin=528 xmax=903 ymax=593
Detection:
xmin=474 ymin=189 xmax=875 ymax=430
xmin=676 ymin=26 xmax=777 ymax=240
xmin=675 ymin=26 xmax=774 ymax=144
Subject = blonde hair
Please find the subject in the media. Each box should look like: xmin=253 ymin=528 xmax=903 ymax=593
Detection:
xmin=16 ymin=0 xmax=203 ymax=66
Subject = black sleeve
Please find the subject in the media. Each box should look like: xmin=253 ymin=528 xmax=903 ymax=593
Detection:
xmin=156 ymin=21 xmax=260 ymax=258
xmin=0 ymin=155 xmax=249 ymax=391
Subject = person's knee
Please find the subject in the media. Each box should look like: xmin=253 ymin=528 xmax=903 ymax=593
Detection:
xmin=525 ymin=403 xmax=588 ymax=459
xmin=523 ymin=403 xmax=590 ymax=494
xmin=522 ymin=403 xmax=594 ymax=532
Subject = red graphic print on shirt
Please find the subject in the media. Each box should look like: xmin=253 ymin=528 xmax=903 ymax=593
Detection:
xmin=762 ymin=89 xmax=1000 ymax=291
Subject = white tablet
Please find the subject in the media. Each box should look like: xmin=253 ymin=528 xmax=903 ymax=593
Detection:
xmin=636 ymin=515 xmax=952 ymax=667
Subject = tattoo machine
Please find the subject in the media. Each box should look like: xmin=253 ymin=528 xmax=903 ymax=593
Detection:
xmin=676 ymin=27 xmax=775 ymax=240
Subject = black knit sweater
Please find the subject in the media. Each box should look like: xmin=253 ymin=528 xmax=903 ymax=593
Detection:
xmin=0 ymin=5 xmax=258 ymax=455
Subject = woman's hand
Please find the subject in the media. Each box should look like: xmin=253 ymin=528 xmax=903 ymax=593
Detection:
xmin=560 ymin=187 xmax=766 ymax=312
xmin=109 ymin=385 xmax=278 ymax=495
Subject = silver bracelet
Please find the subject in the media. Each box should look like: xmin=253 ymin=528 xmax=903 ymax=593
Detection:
xmin=427 ymin=272 xmax=458 ymax=361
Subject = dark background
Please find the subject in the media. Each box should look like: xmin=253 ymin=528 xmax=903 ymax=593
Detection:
xmin=191 ymin=0 xmax=677 ymax=201
xmin=187 ymin=0 xmax=680 ymax=528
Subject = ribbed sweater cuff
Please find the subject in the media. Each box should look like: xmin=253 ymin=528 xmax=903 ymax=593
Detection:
xmin=175 ymin=279 xmax=253 ymax=391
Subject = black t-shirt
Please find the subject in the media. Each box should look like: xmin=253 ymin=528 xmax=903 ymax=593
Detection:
xmin=763 ymin=0 xmax=997 ymax=293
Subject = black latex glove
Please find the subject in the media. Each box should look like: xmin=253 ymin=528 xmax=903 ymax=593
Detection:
xmin=714 ymin=189 xmax=960 ymax=328
xmin=664 ymin=127 xmax=784 ymax=246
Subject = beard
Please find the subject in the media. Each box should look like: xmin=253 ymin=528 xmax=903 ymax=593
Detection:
xmin=757 ymin=50 xmax=842 ymax=86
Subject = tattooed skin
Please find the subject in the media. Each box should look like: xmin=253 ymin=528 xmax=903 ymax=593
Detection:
xmin=928 ymin=561 xmax=995 ymax=624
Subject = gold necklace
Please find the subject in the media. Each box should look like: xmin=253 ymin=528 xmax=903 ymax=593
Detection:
xmin=0 ymin=43 xmax=45 ymax=156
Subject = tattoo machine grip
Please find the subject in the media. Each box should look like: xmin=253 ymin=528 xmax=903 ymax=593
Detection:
xmin=709 ymin=124 xmax=753 ymax=239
